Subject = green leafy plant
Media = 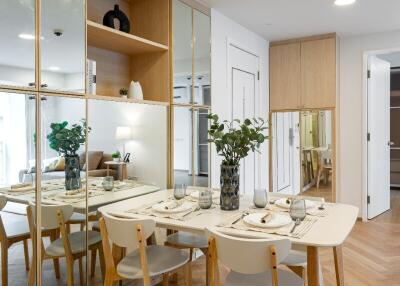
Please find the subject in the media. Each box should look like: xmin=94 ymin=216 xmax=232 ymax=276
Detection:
xmin=47 ymin=119 xmax=90 ymax=157
xmin=119 ymin=88 xmax=128 ymax=96
xmin=111 ymin=151 xmax=121 ymax=159
xmin=207 ymin=113 xmax=268 ymax=166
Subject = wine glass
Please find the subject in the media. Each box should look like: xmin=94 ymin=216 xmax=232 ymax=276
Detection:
xmin=289 ymin=199 xmax=306 ymax=221
xmin=253 ymin=189 xmax=268 ymax=208
xmin=174 ymin=184 xmax=186 ymax=200
xmin=102 ymin=176 xmax=114 ymax=191
xmin=198 ymin=189 xmax=213 ymax=209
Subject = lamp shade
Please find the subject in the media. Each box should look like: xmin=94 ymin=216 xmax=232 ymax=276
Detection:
xmin=115 ymin=126 xmax=131 ymax=140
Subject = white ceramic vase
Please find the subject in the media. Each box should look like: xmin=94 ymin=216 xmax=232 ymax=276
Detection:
xmin=128 ymin=81 xmax=144 ymax=100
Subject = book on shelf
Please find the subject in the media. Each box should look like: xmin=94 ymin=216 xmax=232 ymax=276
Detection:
xmin=86 ymin=59 xmax=96 ymax=95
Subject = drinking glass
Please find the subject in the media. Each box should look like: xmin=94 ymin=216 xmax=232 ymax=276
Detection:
xmin=253 ymin=189 xmax=268 ymax=208
xmin=102 ymin=176 xmax=114 ymax=191
xmin=289 ymin=199 xmax=307 ymax=221
xmin=174 ymin=184 xmax=186 ymax=200
xmin=198 ymin=189 xmax=213 ymax=209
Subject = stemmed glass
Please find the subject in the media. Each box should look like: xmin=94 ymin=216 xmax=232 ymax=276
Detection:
xmin=253 ymin=189 xmax=268 ymax=208
xmin=174 ymin=184 xmax=186 ymax=200
xmin=289 ymin=199 xmax=306 ymax=232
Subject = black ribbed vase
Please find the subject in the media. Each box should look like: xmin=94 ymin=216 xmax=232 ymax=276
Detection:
xmin=64 ymin=155 xmax=81 ymax=190
xmin=220 ymin=164 xmax=240 ymax=210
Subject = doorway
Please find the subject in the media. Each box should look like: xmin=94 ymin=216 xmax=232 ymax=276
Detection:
xmin=366 ymin=51 xmax=400 ymax=220
xmin=228 ymin=43 xmax=259 ymax=195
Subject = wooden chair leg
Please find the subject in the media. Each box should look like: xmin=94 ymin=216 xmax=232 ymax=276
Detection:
xmin=98 ymin=246 xmax=105 ymax=280
xmin=23 ymin=239 xmax=30 ymax=271
xmin=79 ymin=257 xmax=85 ymax=286
xmin=90 ymin=249 xmax=97 ymax=278
xmin=316 ymin=168 xmax=323 ymax=190
xmin=28 ymin=245 xmax=36 ymax=286
xmin=203 ymin=249 xmax=210 ymax=286
xmin=1 ymin=240 xmax=8 ymax=286
xmin=66 ymin=257 xmax=75 ymax=286
xmin=162 ymin=273 xmax=170 ymax=286
xmin=50 ymin=231 xmax=61 ymax=279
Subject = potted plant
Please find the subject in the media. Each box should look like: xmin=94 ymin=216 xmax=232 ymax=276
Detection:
xmin=207 ymin=114 xmax=268 ymax=210
xmin=119 ymin=88 xmax=128 ymax=99
xmin=47 ymin=120 xmax=90 ymax=190
xmin=112 ymin=151 xmax=121 ymax=162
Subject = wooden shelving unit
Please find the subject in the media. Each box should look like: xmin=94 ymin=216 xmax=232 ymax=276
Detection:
xmin=86 ymin=94 xmax=170 ymax=106
xmin=87 ymin=20 xmax=168 ymax=55
xmin=86 ymin=0 xmax=170 ymax=104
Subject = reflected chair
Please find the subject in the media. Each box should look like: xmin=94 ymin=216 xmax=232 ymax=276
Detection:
xmin=27 ymin=204 xmax=104 ymax=286
xmin=0 ymin=195 xmax=31 ymax=286
xmin=205 ymin=227 xmax=303 ymax=286
xmin=99 ymin=212 xmax=190 ymax=286
xmin=316 ymin=149 xmax=332 ymax=191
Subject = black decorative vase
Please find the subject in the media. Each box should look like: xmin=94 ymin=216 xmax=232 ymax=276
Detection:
xmin=103 ymin=4 xmax=130 ymax=33
xmin=65 ymin=155 xmax=81 ymax=190
xmin=220 ymin=164 xmax=240 ymax=210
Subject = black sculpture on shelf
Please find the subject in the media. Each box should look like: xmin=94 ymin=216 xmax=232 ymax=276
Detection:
xmin=103 ymin=4 xmax=130 ymax=33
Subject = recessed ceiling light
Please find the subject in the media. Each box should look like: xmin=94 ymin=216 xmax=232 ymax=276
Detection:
xmin=48 ymin=66 xmax=60 ymax=71
xmin=334 ymin=0 xmax=356 ymax=6
xmin=18 ymin=33 xmax=35 ymax=40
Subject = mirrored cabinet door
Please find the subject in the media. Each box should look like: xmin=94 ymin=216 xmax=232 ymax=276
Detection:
xmin=193 ymin=10 xmax=211 ymax=106
xmin=173 ymin=0 xmax=193 ymax=104
xmin=193 ymin=108 xmax=210 ymax=187
xmin=40 ymin=0 xmax=85 ymax=93
xmin=0 ymin=1 xmax=36 ymax=89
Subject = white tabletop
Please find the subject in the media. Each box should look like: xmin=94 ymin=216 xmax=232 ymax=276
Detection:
xmin=4 ymin=184 xmax=160 ymax=213
xmin=99 ymin=189 xmax=358 ymax=247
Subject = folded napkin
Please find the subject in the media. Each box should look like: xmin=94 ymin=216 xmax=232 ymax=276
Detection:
xmin=11 ymin=183 xmax=31 ymax=189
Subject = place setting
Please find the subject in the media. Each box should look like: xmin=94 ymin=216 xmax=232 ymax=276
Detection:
xmin=218 ymin=189 xmax=318 ymax=239
xmin=268 ymin=196 xmax=330 ymax=217
xmin=127 ymin=184 xmax=216 ymax=221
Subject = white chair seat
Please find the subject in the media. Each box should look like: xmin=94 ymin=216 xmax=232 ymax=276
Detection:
xmin=117 ymin=245 xmax=189 ymax=280
xmin=68 ymin=212 xmax=86 ymax=223
xmin=225 ymin=269 xmax=303 ymax=286
xmin=166 ymin=231 xmax=208 ymax=249
xmin=45 ymin=230 xmax=101 ymax=257
xmin=2 ymin=214 xmax=30 ymax=239
xmin=281 ymin=250 xmax=307 ymax=267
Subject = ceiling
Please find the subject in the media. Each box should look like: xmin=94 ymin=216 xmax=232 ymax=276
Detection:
xmin=201 ymin=0 xmax=400 ymax=41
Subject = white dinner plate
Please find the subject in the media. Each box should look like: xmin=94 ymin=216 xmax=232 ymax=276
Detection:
xmin=243 ymin=212 xmax=292 ymax=228
xmin=189 ymin=190 xmax=220 ymax=200
xmin=152 ymin=201 xmax=194 ymax=214
xmin=274 ymin=198 xmax=316 ymax=210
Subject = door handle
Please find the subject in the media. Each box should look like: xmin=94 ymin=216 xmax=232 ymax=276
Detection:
xmin=389 ymin=141 xmax=395 ymax=146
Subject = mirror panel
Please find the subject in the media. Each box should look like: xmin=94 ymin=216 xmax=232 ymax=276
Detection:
xmin=41 ymin=0 xmax=85 ymax=93
xmin=271 ymin=110 xmax=334 ymax=202
xmin=0 ymin=1 xmax=36 ymax=88
xmin=173 ymin=0 xmax=193 ymax=104
xmin=0 ymin=91 xmax=37 ymax=284
xmin=193 ymin=108 xmax=210 ymax=187
xmin=40 ymin=95 xmax=88 ymax=283
xmin=193 ymin=10 xmax=211 ymax=106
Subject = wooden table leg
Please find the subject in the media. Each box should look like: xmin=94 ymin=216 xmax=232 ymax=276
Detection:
xmin=307 ymin=246 xmax=320 ymax=286
xmin=333 ymin=245 xmax=344 ymax=286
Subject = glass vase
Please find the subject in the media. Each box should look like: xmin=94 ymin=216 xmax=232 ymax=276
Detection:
xmin=220 ymin=164 xmax=240 ymax=210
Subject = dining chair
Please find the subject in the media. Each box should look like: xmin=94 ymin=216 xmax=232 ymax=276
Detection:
xmin=99 ymin=212 xmax=190 ymax=286
xmin=165 ymin=231 xmax=209 ymax=286
xmin=27 ymin=204 xmax=104 ymax=286
xmin=316 ymin=149 xmax=332 ymax=191
xmin=205 ymin=227 xmax=303 ymax=286
xmin=0 ymin=195 xmax=31 ymax=286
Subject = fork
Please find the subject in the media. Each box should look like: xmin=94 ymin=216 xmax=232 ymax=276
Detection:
xmin=290 ymin=219 xmax=301 ymax=233
xmin=232 ymin=212 xmax=250 ymax=225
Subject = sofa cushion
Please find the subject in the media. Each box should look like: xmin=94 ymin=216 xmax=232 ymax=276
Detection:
xmin=81 ymin=151 xmax=104 ymax=171
xmin=55 ymin=156 xmax=65 ymax=171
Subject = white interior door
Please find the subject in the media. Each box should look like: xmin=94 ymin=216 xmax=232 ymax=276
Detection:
xmin=229 ymin=44 xmax=259 ymax=195
xmin=367 ymin=56 xmax=391 ymax=219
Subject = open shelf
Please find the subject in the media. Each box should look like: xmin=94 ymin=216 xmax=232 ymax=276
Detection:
xmin=87 ymin=20 xmax=169 ymax=55
xmin=86 ymin=94 xmax=170 ymax=107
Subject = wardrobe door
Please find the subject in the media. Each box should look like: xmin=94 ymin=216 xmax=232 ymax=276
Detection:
xmin=269 ymin=43 xmax=301 ymax=111
xmin=301 ymin=37 xmax=336 ymax=109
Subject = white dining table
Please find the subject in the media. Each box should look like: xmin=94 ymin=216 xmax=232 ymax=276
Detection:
xmin=99 ymin=189 xmax=358 ymax=286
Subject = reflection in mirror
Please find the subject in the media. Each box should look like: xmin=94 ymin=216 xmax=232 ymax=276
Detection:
xmin=173 ymin=0 xmax=192 ymax=104
xmin=193 ymin=10 xmax=211 ymax=106
xmin=41 ymin=0 xmax=85 ymax=92
xmin=0 ymin=1 xmax=35 ymax=88
xmin=193 ymin=108 xmax=210 ymax=186
xmin=271 ymin=110 xmax=334 ymax=202
xmin=37 ymin=95 xmax=90 ymax=284
xmin=300 ymin=110 xmax=333 ymax=202
xmin=0 ymin=92 xmax=36 ymax=285
xmin=271 ymin=112 xmax=301 ymax=196
xmin=174 ymin=106 xmax=193 ymax=185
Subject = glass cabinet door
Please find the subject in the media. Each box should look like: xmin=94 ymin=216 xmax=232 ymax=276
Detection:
xmin=0 ymin=1 xmax=36 ymax=88
xmin=40 ymin=0 xmax=85 ymax=93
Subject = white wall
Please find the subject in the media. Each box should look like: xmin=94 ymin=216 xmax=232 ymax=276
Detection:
xmin=339 ymin=29 xmax=400 ymax=218
xmin=210 ymin=9 xmax=269 ymax=189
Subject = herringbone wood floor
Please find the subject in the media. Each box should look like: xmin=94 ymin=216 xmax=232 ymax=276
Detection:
xmin=3 ymin=190 xmax=400 ymax=285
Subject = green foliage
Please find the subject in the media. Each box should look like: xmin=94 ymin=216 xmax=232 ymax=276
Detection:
xmin=207 ymin=113 xmax=268 ymax=166
xmin=112 ymin=151 xmax=121 ymax=158
xmin=47 ymin=119 xmax=90 ymax=157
